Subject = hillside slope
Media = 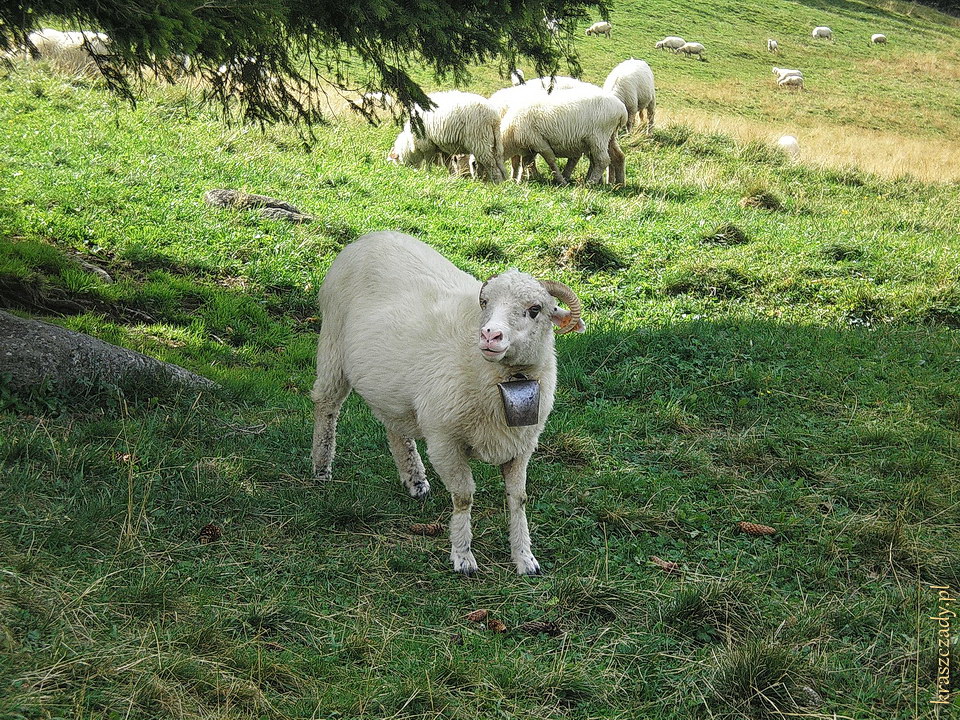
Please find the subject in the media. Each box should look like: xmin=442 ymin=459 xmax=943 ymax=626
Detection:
xmin=1 ymin=2 xmax=959 ymax=719
xmin=456 ymin=0 xmax=960 ymax=180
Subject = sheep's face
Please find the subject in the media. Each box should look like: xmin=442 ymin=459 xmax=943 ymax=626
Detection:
xmin=477 ymin=270 xmax=583 ymax=365
xmin=387 ymin=130 xmax=416 ymax=165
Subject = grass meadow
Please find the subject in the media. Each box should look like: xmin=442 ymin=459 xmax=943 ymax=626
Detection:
xmin=2 ymin=0 xmax=960 ymax=717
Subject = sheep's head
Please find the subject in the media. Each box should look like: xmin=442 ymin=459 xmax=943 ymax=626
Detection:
xmin=477 ymin=270 xmax=584 ymax=365
xmin=387 ymin=130 xmax=416 ymax=165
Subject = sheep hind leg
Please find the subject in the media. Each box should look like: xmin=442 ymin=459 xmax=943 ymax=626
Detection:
xmin=584 ymin=141 xmax=611 ymax=184
xmin=387 ymin=430 xmax=430 ymax=499
xmin=608 ymin=135 xmax=626 ymax=185
xmin=310 ymin=371 xmax=349 ymax=481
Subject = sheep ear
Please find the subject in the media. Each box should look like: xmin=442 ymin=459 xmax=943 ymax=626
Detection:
xmin=550 ymin=307 xmax=586 ymax=333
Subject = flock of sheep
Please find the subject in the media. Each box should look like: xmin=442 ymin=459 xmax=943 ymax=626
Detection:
xmin=384 ymin=20 xmax=892 ymax=184
xmin=385 ymin=59 xmax=656 ymax=186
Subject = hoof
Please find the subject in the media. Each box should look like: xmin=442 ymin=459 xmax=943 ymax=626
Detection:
xmin=452 ymin=550 xmax=478 ymax=576
xmin=515 ymin=554 xmax=541 ymax=576
xmin=408 ymin=481 xmax=431 ymax=500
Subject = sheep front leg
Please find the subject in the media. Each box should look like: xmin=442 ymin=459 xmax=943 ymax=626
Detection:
xmin=387 ymin=430 xmax=430 ymax=499
xmin=501 ymin=454 xmax=540 ymax=575
xmin=427 ymin=438 xmax=478 ymax=575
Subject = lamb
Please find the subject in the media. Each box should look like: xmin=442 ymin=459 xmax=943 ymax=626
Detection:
xmin=655 ymin=36 xmax=686 ymax=51
xmin=767 ymin=38 xmax=779 ymax=52
xmin=500 ymin=86 xmax=628 ymax=185
xmin=603 ymin=58 xmax=656 ymax=134
xmin=311 ymin=230 xmax=585 ymax=576
xmin=776 ymin=135 xmax=800 ymax=158
xmin=388 ymin=90 xmax=505 ymax=183
xmin=871 ymin=34 xmax=887 ymax=44
xmin=812 ymin=26 xmax=833 ymax=40
xmin=777 ymin=74 xmax=804 ymax=90
xmin=585 ymin=21 xmax=612 ymax=37
xmin=677 ymin=42 xmax=706 ymax=60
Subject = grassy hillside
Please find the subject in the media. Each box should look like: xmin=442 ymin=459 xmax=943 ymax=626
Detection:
xmin=2 ymin=0 xmax=960 ymax=718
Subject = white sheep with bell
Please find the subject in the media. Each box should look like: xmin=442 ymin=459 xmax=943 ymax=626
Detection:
xmin=388 ymin=90 xmax=505 ymax=182
xmin=603 ymin=58 xmax=656 ymax=134
xmin=311 ymin=230 xmax=585 ymax=576
xmin=500 ymin=85 xmax=628 ymax=185
xmin=585 ymin=21 xmax=612 ymax=37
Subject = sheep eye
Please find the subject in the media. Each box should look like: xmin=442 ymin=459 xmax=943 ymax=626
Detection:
xmin=528 ymin=305 xmax=541 ymax=319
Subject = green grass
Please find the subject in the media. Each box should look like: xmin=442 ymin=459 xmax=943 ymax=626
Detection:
xmin=2 ymin=0 xmax=960 ymax=718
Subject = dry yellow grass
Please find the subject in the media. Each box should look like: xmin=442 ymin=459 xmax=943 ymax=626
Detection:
xmin=658 ymin=107 xmax=960 ymax=183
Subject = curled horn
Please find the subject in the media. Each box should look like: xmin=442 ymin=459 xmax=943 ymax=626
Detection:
xmin=541 ymin=280 xmax=582 ymax=334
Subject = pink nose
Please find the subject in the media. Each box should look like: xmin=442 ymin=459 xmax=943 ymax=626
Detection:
xmin=481 ymin=328 xmax=502 ymax=344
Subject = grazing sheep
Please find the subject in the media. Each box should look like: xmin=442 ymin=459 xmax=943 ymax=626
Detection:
xmin=585 ymin=21 xmax=612 ymax=37
xmin=500 ymin=86 xmax=627 ymax=185
xmin=388 ymin=90 xmax=505 ymax=183
xmin=772 ymin=66 xmax=803 ymax=82
xmin=777 ymin=75 xmax=804 ymax=90
xmin=767 ymin=38 xmax=779 ymax=52
xmin=603 ymin=58 xmax=656 ymax=134
xmin=15 ymin=28 xmax=109 ymax=72
xmin=488 ymin=76 xmax=591 ymax=120
xmin=677 ymin=42 xmax=706 ymax=60
xmin=812 ymin=26 xmax=833 ymax=40
xmin=311 ymin=230 xmax=585 ymax=575
xmin=777 ymin=135 xmax=800 ymax=158
xmin=544 ymin=15 xmax=561 ymax=34
xmin=655 ymin=36 xmax=686 ymax=51
xmin=871 ymin=34 xmax=887 ymax=44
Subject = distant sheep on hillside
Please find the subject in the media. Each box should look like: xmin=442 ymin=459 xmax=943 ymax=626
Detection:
xmin=12 ymin=28 xmax=109 ymax=73
xmin=655 ymin=36 xmax=686 ymax=51
xmin=777 ymin=135 xmax=800 ymax=158
xmin=871 ymin=34 xmax=887 ymax=44
xmin=767 ymin=38 xmax=779 ymax=52
xmin=677 ymin=42 xmax=706 ymax=60
xmin=388 ymin=91 xmax=505 ymax=182
xmin=778 ymin=75 xmax=804 ymax=90
xmin=603 ymin=58 xmax=656 ymax=134
xmin=585 ymin=21 xmax=612 ymax=37
xmin=812 ymin=26 xmax=833 ymax=40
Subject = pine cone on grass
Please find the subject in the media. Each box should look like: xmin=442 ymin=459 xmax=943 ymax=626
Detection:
xmin=738 ymin=521 xmax=776 ymax=536
xmin=517 ymin=620 xmax=562 ymax=636
xmin=409 ymin=523 xmax=444 ymax=537
xmin=198 ymin=522 xmax=222 ymax=544
xmin=486 ymin=618 xmax=508 ymax=634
